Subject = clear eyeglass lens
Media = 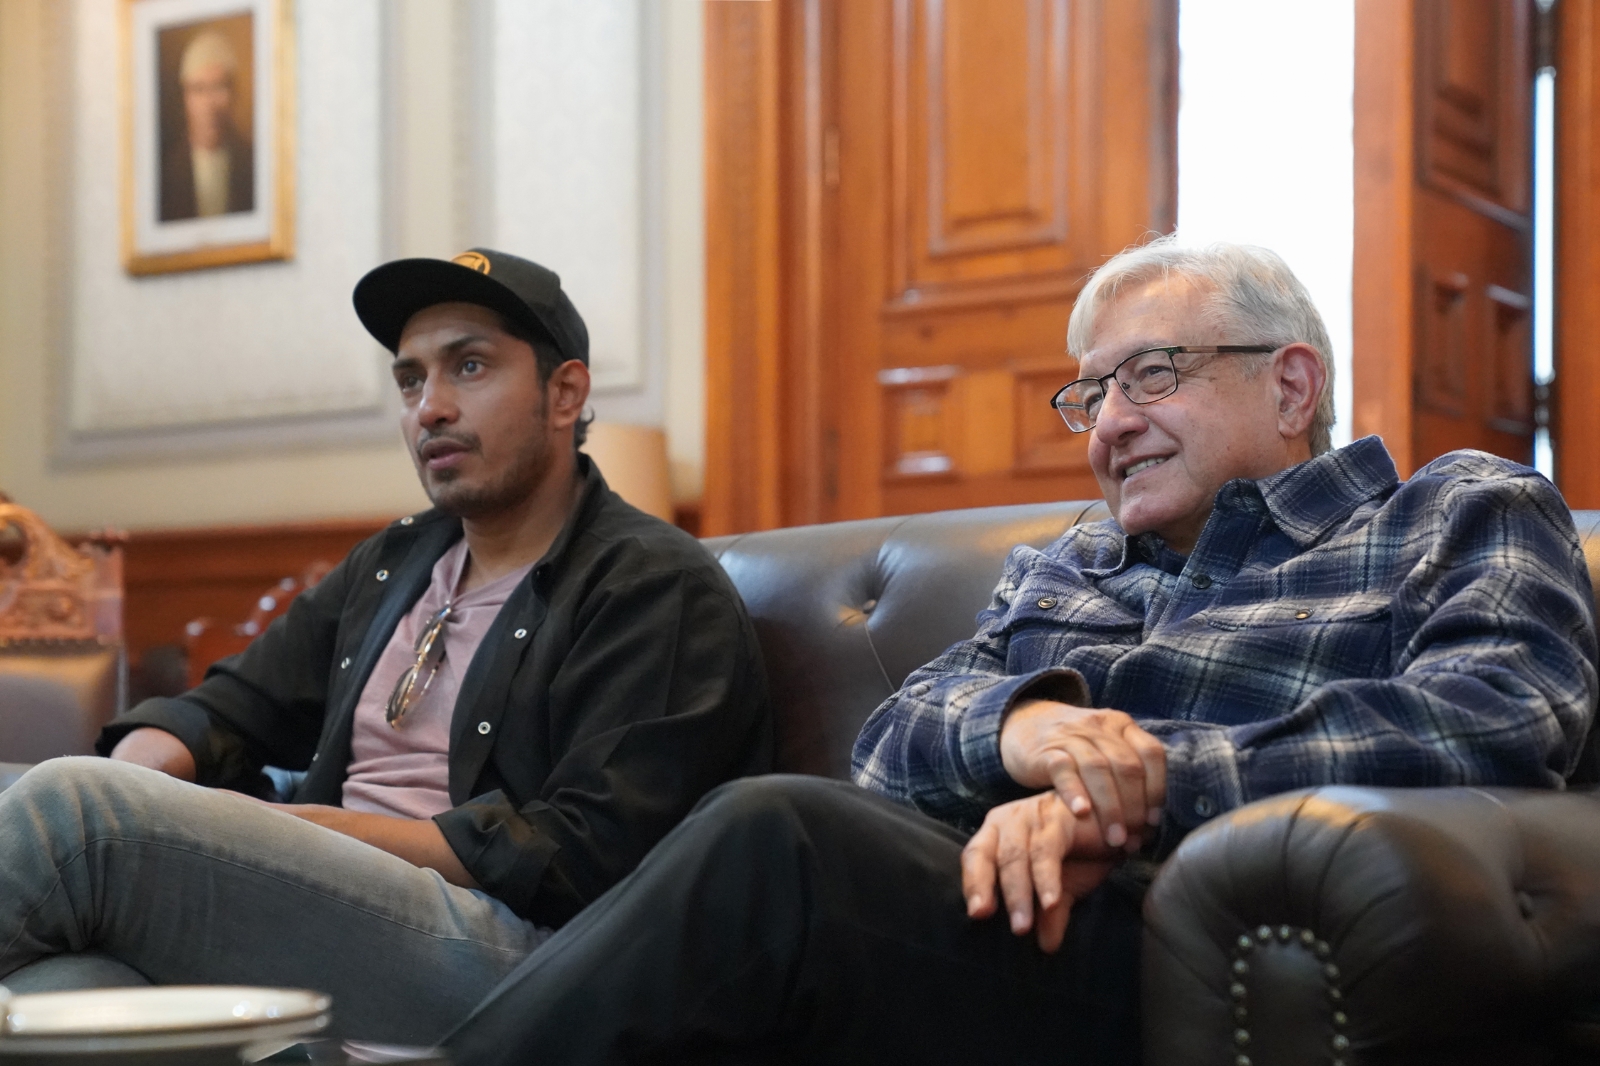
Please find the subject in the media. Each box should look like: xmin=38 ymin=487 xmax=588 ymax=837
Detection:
xmin=1121 ymin=351 xmax=1178 ymax=402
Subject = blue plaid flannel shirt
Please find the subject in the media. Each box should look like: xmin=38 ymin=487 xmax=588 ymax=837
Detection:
xmin=851 ymin=437 xmax=1600 ymax=849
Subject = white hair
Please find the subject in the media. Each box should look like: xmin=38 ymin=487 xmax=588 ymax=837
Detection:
xmin=1066 ymin=235 xmax=1337 ymax=456
xmin=180 ymin=29 xmax=239 ymax=84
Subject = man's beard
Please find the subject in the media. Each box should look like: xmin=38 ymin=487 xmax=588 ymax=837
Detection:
xmin=418 ymin=421 xmax=555 ymax=520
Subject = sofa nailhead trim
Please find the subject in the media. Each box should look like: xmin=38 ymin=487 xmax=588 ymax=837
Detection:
xmin=1228 ymin=924 xmax=1349 ymax=1060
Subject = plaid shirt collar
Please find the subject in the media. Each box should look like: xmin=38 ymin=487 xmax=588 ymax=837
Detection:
xmin=1121 ymin=435 xmax=1401 ymax=571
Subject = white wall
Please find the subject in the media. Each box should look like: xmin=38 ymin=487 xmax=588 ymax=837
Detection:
xmin=1176 ymin=0 xmax=1356 ymax=449
xmin=0 ymin=0 xmax=708 ymax=531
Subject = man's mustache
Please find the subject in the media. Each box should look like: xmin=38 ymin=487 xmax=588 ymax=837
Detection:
xmin=415 ymin=430 xmax=481 ymax=460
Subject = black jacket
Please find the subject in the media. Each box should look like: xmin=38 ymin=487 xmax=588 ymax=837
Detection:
xmin=99 ymin=458 xmax=773 ymax=926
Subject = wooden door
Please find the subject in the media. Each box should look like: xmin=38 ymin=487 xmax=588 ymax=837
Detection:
xmin=1354 ymin=0 xmax=1537 ymax=474
xmin=704 ymin=0 xmax=1176 ymax=534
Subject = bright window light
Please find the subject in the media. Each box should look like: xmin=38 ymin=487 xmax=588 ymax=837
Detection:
xmin=1176 ymin=1 xmax=1355 ymax=449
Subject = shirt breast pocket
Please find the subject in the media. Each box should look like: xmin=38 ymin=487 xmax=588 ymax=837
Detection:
xmin=1197 ymin=592 xmax=1395 ymax=680
xmin=1001 ymin=588 xmax=1144 ymax=671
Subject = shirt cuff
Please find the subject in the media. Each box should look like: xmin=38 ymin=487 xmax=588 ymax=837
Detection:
xmin=956 ymin=667 xmax=1092 ymax=796
xmin=1140 ymin=721 xmax=1246 ymax=859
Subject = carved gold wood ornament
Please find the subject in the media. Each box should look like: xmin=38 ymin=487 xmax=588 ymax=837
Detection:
xmin=0 ymin=502 xmax=124 ymax=646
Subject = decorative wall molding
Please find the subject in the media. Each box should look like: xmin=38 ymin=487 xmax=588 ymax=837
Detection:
xmin=51 ymin=0 xmax=391 ymax=465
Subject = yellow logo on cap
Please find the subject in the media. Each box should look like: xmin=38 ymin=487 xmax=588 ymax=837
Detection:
xmin=452 ymin=251 xmax=491 ymax=274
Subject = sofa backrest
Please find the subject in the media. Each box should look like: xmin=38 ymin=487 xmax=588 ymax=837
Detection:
xmin=708 ymin=503 xmax=1600 ymax=781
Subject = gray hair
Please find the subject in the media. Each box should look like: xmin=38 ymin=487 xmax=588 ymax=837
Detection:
xmin=180 ymin=30 xmax=239 ymax=84
xmin=1066 ymin=236 xmax=1337 ymax=456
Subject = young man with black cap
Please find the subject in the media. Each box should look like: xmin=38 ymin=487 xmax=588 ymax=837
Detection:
xmin=0 ymin=250 xmax=772 ymax=1042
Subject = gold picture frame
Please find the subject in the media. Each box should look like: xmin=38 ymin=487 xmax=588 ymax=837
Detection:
xmin=120 ymin=0 xmax=295 ymax=275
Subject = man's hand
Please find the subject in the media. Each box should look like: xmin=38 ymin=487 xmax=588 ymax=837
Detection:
xmin=243 ymin=799 xmax=479 ymax=889
xmin=108 ymin=727 xmax=197 ymax=782
xmin=961 ymin=790 xmax=1117 ymax=953
xmin=999 ymin=699 xmax=1166 ymax=850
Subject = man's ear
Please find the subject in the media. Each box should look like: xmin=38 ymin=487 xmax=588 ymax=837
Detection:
xmin=544 ymin=360 xmax=592 ymax=432
xmin=1273 ymin=343 xmax=1325 ymax=444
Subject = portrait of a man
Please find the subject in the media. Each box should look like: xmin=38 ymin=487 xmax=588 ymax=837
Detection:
xmin=157 ymin=16 xmax=255 ymax=222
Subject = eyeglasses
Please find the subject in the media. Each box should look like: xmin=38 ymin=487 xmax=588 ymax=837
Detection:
xmin=1049 ymin=345 xmax=1277 ymax=432
xmin=386 ymin=602 xmax=453 ymax=727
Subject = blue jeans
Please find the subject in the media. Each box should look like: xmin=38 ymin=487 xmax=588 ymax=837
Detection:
xmin=0 ymin=758 xmax=549 ymax=1043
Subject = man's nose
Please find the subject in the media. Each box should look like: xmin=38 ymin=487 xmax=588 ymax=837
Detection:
xmin=1092 ymin=383 xmax=1147 ymax=444
xmin=417 ymin=376 xmax=458 ymax=426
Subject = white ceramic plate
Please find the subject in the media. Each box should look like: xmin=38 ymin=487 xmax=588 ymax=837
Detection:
xmin=3 ymin=987 xmax=329 ymax=1037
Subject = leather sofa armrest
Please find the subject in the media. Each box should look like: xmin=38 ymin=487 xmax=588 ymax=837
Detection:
xmin=1141 ymin=786 xmax=1600 ymax=1066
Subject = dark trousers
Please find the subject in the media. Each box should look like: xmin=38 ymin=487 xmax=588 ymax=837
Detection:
xmin=443 ymin=775 xmax=1143 ymax=1066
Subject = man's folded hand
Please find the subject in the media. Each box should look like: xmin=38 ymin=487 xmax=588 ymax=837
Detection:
xmin=960 ymin=790 xmax=1117 ymax=953
xmin=999 ymin=699 xmax=1166 ymax=850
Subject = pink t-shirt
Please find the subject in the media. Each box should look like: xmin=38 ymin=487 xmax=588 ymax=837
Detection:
xmin=341 ymin=539 xmax=533 ymax=819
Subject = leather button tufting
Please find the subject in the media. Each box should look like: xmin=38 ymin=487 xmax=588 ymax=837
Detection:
xmin=861 ymin=599 xmax=878 ymax=614
xmin=1517 ymin=890 xmax=1536 ymax=918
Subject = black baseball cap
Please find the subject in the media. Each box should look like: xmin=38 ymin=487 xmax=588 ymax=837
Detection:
xmin=352 ymin=248 xmax=589 ymax=365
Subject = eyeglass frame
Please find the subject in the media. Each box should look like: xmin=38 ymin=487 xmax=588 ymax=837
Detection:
xmin=386 ymin=602 xmax=454 ymax=727
xmin=1048 ymin=345 xmax=1279 ymax=433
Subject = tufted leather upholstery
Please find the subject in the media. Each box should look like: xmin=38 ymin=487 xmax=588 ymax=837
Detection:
xmin=707 ymin=503 xmax=1600 ymax=1065
xmin=705 ymin=501 xmax=1108 ymax=779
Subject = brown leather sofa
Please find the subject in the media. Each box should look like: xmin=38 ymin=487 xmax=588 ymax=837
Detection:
xmin=706 ymin=503 xmax=1600 ymax=1066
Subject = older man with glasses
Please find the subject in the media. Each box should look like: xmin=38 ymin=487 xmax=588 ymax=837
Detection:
xmin=0 ymin=249 xmax=772 ymax=1044
xmin=436 ymin=237 xmax=1598 ymax=1066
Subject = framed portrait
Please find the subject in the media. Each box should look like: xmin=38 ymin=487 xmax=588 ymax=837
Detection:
xmin=121 ymin=0 xmax=294 ymax=275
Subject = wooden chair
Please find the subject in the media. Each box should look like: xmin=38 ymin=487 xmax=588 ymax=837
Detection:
xmin=0 ymin=495 xmax=126 ymax=762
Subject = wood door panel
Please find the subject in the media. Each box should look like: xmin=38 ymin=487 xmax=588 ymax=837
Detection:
xmin=878 ymin=300 xmax=1078 ymax=367
xmin=1417 ymin=0 xmax=1530 ymax=212
xmin=921 ymin=0 xmax=1066 ymax=256
xmin=1354 ymin=0 xmax=1533 ymax=478
xmin=891 ymin=0 xmax=1103 ymax=302
xmin=1410 ymin=186 xmax=1533 ymax=465
xmin=704 ymin=0 xmax=1174 ymax=533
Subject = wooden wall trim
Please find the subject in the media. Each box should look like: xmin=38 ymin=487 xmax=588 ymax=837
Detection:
xmin=112 ymin=519 xmax=389 ymax=660
xmin=703 ymin=0 xmax=787 ymax=537
xmin=1557 ymin=0 xmax=1600 ymax=507
xmin=1352 ymin=0 xmax=1417 ymax=475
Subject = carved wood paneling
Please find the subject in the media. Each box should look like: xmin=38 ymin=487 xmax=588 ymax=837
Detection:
xmin=1357 ymin=0 xmax=1534 ymax=477
xmin=116 ymin=519 xmax=386 ymax=661
xmin=1415 ymin=268 xmax=1471 ymax=417
xmin=1555 ymin=0 xmax=1600 ymax=505
xmin=1013 ymin=364 xmax=1090 ymax=473
xmin=0 ymin=503 xmax=122 ymax=645
xmin=890 ymin=0 xmax=1082 ymax=313
xmin=1485 ymin=283 xmax=1533 ymax=434
xmin=1416 ymin=0 xmax=1529 ymax=212
xmin=880 ymin=366 xmax=959 ymax=479
xmin=705 ymin=0 xmax=1175 ymax=531
xmin=923 ymin=0 xmax=1066 ymax=256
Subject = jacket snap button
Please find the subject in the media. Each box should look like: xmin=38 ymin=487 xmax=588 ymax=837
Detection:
xmin=1295 ymin=610 xmax=1310 ymax=620
xmin=340 ymin=658 xmax=351 ymax=669
xmin=1037 ymin=597 xmax=1057 ymax=609
xmin=1194 ymin=795 xmax=1217 ymax=818
xmin=477 ymin=721 xmax=491 ymax=735
xmin=376 ymin=570 xmax=389 ymax=582
xmin=513 ymin=628 xmax=528 ymax=639
xmin=399 ymin=516 xmax=414 ymax=526
xmin=1191 ymin=574 xmax=1213 ymax=589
